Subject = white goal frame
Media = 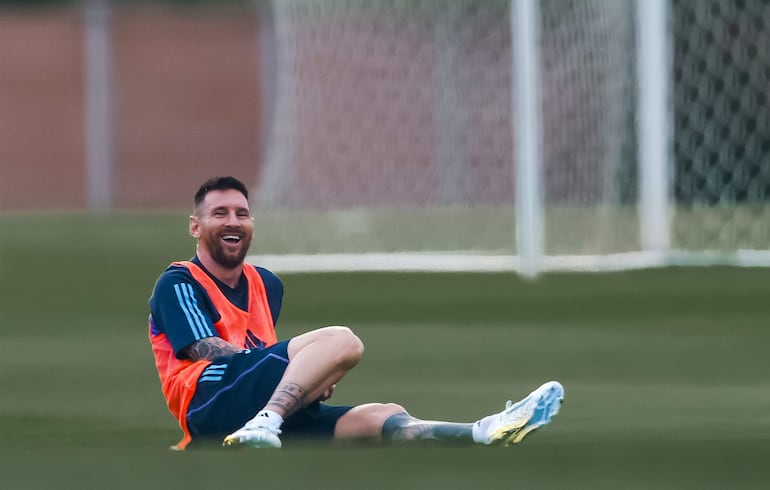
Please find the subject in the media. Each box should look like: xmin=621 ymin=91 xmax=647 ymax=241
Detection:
xmin=247 ymin=0 xmax=770 ymax=274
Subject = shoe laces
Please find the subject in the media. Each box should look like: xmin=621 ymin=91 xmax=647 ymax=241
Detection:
xmin=500 ymin=397 xmax=534 ymax=422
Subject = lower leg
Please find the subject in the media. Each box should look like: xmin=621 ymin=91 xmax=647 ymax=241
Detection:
xmin=264 ymin=326 xmax=363 ymax=419
xmin=382 ymin=412 xmax=477 ymax=444
xmin=223 ymin=327 xmax=364 ymax=447
xmin=381 ymin=381 xmax=566 ymax=447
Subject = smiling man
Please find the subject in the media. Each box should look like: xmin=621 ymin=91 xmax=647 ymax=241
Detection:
xmin=147 ymin=176 xmax=564 ymax=450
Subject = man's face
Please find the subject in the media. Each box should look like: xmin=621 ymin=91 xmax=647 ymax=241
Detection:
xmin=190 ymin=189 xmax=254 ymax=269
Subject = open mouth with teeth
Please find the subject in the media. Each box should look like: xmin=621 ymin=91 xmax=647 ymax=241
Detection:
xmin=221 ymin=234 xmax=242 ymax=245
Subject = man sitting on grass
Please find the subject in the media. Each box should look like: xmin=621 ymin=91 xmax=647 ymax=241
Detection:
xmin=148 ymin=176 xmax=564 ymax=449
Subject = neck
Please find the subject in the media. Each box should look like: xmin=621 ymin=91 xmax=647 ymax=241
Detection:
xmin=195 ymin=248 xmax=243 ymax=288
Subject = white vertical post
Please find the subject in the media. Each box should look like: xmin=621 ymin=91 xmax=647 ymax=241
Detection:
xmin=256 ymin=0 xmax=276 ymax=201
xmin=512 ymin=0 xmax=543 ymax=277
xmin=255 ymin=0 xmax=296 ymax=207
xmin=83 ymin=0 xmax=113 ymax=209
xmin=636 ymin=0 xmax=670 ymax=255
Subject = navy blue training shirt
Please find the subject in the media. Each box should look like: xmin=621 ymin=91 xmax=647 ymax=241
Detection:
xmin=148 ymin=256 xmax=284 ymax=358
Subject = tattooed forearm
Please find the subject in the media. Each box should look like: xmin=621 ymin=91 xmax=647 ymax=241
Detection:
xmin=265 ymin=383 xmax=308 ymax=416
xmin=182 ymin=337 xmax=243 ymax=361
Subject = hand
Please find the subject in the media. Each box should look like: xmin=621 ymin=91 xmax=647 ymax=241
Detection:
xmin=320 ymin=384 xmax=336 ymax=401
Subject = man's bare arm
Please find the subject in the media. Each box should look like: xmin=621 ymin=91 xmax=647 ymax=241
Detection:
xmin=181 ymin=337 xmax=244 ymax=362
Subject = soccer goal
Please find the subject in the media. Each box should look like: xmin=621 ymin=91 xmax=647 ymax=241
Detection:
xmin=248 ymin=0 xmax=770 ymax=274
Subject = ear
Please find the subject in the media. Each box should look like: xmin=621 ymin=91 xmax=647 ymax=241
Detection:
xmin=189 ymin=215 xmax=200 ymax=238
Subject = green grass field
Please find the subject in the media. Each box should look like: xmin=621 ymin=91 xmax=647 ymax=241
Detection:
xmin=1 ymin=212 xmax=770 ymax=489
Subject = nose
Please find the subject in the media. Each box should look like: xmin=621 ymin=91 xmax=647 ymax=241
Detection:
xmin=225 ymin=211 xmax=241 ymax=226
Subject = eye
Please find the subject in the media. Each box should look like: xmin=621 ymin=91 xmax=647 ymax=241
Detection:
xmin=212 ymin=210 xmax=227 ymax=218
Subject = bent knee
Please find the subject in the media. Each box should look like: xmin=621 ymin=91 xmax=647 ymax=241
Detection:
xmin=288 ymin=326 xmax=364 ymax=366
xmin=324 ymin=325 xmax=364 ymax=364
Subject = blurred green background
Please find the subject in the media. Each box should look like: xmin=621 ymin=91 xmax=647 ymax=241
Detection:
xmin=1 ymin=211 xmax=769 ymax=489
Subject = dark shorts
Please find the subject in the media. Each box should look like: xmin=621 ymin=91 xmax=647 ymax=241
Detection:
xmin=185 ymin=340 xmax=353 ymax=447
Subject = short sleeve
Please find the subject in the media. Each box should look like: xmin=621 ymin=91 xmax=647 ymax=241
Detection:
xmin=149 ymin=267 xmax=219 ymax=358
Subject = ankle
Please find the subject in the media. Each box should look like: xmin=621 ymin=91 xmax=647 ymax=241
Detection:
xmin=250 ymin=410 xmax=284 ymax=431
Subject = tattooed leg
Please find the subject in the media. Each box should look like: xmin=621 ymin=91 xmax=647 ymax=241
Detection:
xmin=382 ymin=412 xmax=474 ymax=444
xmin=270 ymin=326 xmax=363 ymax=417
xmin=264 ymin=383 xmax=308 ymax=416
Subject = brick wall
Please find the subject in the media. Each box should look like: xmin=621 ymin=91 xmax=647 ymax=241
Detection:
xmin=0 ymin=5 xmax=263 ymax=211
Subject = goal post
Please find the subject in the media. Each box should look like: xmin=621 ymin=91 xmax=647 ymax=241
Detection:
xmin=253 ymin=0 xmax=524 ymax=271
xmin=83 ymin=0 xmax=114 ymax=210
xmin=637 ymin=0 xmax=671 ymax=257
xmin=513 ymin=0 xmax=544 ymax=277
xmin=249 ymin=0 xmax=770 ymax=273
xmin=250 ymin=0 xmax=646 ymax=273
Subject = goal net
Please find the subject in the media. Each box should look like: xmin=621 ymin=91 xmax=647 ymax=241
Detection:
xmin=249 ymin=0 xmax=770 ymax=273
xmin=671 ymin=0 xmax=770 ymax=263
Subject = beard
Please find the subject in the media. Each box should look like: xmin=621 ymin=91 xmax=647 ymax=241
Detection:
xmin=204 ymin=230 xmax=252 ymax=269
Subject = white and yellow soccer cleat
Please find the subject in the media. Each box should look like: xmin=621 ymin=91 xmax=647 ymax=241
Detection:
xmin=477 ymin=380 xmax=564 ymax=446
xmin=222 ymin=421 xmax=282 ymax=449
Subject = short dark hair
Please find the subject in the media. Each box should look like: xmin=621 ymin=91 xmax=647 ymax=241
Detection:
xmin=194 ymin=176 xmax=249 ymax=209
